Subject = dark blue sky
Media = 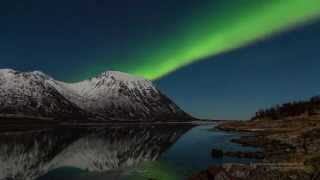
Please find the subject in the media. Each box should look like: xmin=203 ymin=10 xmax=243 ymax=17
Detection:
xmin=0 ymin=0 xmax=212 ymax=80
xmin=0 ymin=0 xmax=319 ymax=119
xmin=156 ymin=21 xmax=320 ymax=119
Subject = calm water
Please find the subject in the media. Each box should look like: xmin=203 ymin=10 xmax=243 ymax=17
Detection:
xmin=0 ymin=124 xmax=258 ymax=180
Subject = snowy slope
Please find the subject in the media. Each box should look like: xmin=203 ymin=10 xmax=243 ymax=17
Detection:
xmin=0 ymin=69 xmax=87 ymax=120
xmin=0 ymin=69 xmax=191 ymax=121
xmin=54 ymin=71 xmax=190 ymax=121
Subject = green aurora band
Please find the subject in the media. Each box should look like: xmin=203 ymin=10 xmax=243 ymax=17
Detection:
xmin=89 ymin=0 xmax=320 ymax=80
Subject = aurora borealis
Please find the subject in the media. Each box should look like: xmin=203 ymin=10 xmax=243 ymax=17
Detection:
xmin=0 ymin=0 xmax=320 ymax=119
xmin=118 ymin=0 xmax=320 ymax=80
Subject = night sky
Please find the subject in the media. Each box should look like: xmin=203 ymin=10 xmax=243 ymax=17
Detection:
xmin=1 ymin=0 xmax=320 ymax=119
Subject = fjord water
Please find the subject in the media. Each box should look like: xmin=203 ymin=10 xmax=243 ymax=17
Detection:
xmin=0 ymin=124 xmax=258 ymax=180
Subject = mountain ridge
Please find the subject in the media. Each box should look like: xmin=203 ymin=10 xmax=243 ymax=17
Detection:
xmin=0 ymin=69 xmax=192 ymax=122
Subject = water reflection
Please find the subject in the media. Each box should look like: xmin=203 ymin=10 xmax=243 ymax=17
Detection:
xmin=0 ymin=125 xmax=192 ymax=180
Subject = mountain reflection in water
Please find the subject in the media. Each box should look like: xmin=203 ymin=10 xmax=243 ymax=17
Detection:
xmin=0 ymin=125 xmax=193 ymax=180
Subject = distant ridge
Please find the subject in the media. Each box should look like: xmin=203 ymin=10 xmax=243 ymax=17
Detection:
xmin=252 ymin=96 xmax=320 ymax=120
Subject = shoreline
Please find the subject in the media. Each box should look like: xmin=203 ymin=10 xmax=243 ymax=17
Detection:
xmin=189 ymin=117 xmax=320 ymax=180
xmin=0 ymin=119 xmax=220 ymax=134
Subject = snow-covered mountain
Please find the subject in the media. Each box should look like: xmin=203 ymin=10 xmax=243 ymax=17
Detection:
xmin=0 ymin=69 xmax=87 ymax=120
xmin=0 ymin=69 xmax=191 ymax=121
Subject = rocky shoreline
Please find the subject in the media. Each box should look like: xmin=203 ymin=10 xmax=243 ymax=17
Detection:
xmin=189 ymin=116 xmax=320 ymax=180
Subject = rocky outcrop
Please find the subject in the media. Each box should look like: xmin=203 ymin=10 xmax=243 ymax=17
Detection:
xmin=189 ymin=163 xmax=314 ymax=180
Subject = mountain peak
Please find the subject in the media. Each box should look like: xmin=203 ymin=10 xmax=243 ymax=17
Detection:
xmin=31 ymin=70 xmax=46 ymax=76
xmin=96 ymin=70 xmax=149 ymax=82
xmin=0 ymin=68 xmax=17 ymax=74
xmin=0 ymin=69 xmax=52 ymax=80
xmin=31 ymin=70 xmax=53 ymax=80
